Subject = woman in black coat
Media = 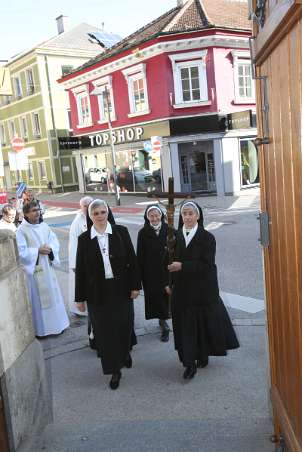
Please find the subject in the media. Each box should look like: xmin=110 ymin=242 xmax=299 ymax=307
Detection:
xmin=137 ymin=205 xmax=170 ymax=341
xmin=166 ymin=201 xmax=239 ymax=380
xmin=75 ymin=199 xmax=141 ymax=390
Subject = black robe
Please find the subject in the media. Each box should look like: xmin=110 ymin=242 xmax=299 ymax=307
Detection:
xmin=169 ymin=226 xmax=239 ymax=367
xmin=137 ymin=222 xmax=170 ymax=320
xmin=75 ymin=224 xmax=141 ymax=374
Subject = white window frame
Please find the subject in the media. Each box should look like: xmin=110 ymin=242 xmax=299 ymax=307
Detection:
xmin=122 ymin=63 xmax=150 ymax=117
xmin=38 ymin=161 xmax=47 ymax=180
xmin=13 ymin=76 xmax=22 ymax=99
xmin=72 ymin=84 xmax=92 ymax=128
xmin=0 ymin=123 xmax=6 ymax=145
xmin=28 ymin=162 xmax=34 ymax=181
xmin=92 ymin=75 xmax=116 ymax=124
xmin=20 ymin=116 xmax=29 ymax=141
xmin=232 ymin=51 xmax=255 ymax=104
xmin=169 ymin=50 xmax=210 ymax=108
xmin=9 ymin=120 xmax=16 ymax=140
xmin=31 ymin=112 xmax=41 ymax=138
xmin=25 ymin=68 xmax=35 ymax=95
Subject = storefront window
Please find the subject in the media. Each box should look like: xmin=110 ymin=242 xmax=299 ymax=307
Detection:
xmin=179 ymin=141 xmax=216 ymax=193
xmin=84 ymin=148 xmax=162 ymax=193
xmin=240 ymin=139 xmax=259 ymax=186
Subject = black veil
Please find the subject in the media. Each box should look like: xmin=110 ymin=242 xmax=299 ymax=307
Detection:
xmin=177 ymin=201 xmax=204 ymax=230
xmin=86 ymin=202 xmax=116 ymax=231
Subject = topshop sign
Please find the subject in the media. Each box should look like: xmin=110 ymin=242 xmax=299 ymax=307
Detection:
xmin=88 ymin=126 xmax=144 ymax=147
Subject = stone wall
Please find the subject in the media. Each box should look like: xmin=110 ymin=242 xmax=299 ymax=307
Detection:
xmin=0 ymin=230 xmax=52 ymax=452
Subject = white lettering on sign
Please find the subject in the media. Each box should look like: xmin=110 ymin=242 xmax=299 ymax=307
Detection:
xmin=88 ymin=126 xmax=144 ymax=147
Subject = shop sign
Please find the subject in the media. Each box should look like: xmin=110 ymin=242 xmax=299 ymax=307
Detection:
xmin=88 ymin=126 xmax=144 ymax=147
xmin=227 ymin=110 xmax=253 ymax=130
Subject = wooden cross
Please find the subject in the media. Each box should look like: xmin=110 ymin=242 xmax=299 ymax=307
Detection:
xmin=147 ymin=177 xmax=195 ymax=265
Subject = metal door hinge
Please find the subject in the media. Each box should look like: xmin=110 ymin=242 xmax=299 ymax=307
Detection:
xmin=258 ymin=211 xmax=270 ymax=247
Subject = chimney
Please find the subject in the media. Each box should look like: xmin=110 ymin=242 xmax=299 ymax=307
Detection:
xmin=177 ymin=0 xmax=184 ymax=6
xmin=56 ymin=15 xmax=69 ymax=34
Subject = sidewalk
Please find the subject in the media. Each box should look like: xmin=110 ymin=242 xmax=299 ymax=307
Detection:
xmin=25 ymin=299 xmax=274 ymax=452
xmin=10 ymin=186 xmax=260 ymax=213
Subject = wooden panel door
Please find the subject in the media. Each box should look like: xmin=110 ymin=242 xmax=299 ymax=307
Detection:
xmin=0 ymin=395 xmax=9 ymax=452
xmin=253 ymin=2 xmax=302 ymax=451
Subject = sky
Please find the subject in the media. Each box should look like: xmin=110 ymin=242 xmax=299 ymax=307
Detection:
xmin=0 ymin=0 xmax=178 ymax=60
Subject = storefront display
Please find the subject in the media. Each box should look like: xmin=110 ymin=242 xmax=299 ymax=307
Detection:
xmin=240 ymin=139 xmax=259 ymax=186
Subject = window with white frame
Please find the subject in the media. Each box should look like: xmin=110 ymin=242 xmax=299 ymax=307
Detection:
xmin=169 ymin=51 xmax=209 ymax=108
xmin=72 ymin=85 xmax=92 ymax=127
xmin=9 ymin=120 xmax=16 ymax=139
xmin=13 ymin=76 xmax=22 ymax=99
xmin=232 ymin=51 xmax=255 ymax=103
xmin=26 ymin=69 xmax=35 ymax=95
xmin=0 ymin=124 xmax=6 ymax=145
xmin=38 ymin=161 xmax=46 ymax=180
xmin=28 ymin=162 xmax=34 ymax=181
xmin=122 ymin=64 xmax=150 ymax=117
xmin=20 ymin=116 xmax=28 ymax=140
xmin=92 ymin=76 xmax=116 ymax=123
xmin=32 ymin=112 xmax=41 ymax=138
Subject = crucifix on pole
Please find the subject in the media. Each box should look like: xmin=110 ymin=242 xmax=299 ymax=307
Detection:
xmin=147 ymin=177 xmax=195 ymax=266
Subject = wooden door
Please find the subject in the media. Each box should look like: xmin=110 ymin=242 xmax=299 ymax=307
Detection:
xmin=0 ymin=395 xmax=9 ymax=452
xmin=252 ymin=1 xmax=302 ymax=451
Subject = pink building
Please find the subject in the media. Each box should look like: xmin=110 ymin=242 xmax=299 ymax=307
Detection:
xmin=59 ymin=0 xmax=257 ymax=196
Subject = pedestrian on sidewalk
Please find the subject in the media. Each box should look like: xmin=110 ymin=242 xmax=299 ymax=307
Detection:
xmin=137 ymin=205 xmax=171 ymax=342
xmin=68 ymin=196 xmax=93 ymax=317
xmin=75 ymin=199 xmax=141 ymax=390
xmin=16 ymin=200 xmax=69 ymax=337
xmin=166 ymin=201 xmax=239 ymax=380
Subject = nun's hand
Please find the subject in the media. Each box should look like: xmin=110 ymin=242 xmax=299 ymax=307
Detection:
xmin=165 ymin=286 xmax=172 ymax=295
xmin=130 ymin=290 xmax=140 ymax=300
xmin=76 ymin=302 xmax=86 ymax=313
xmin=168 ymin=261 xmax=182 ymax=272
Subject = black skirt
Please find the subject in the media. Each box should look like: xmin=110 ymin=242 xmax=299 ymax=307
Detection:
xmin=171 ymin=297 xmax=239 ymax=367
xmin=87 ymin=279 xmax=133 ymax=375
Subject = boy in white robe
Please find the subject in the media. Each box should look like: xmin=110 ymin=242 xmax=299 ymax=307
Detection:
xmin=68 ymin=196 xmax=93 ymax=316
xmin=16 ymin=200 xmax=69 ymax=337
xmin=0 ymin=204 xmax=17 ymax=232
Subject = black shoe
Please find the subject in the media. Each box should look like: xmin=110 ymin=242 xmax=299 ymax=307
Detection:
xmin=160 ymin=329 xmax=169 ymax=342
xmin=109 ymin=372 xmax=122 ymax=390
xmin=196 ymin=358 xmax=209 ymax=368
xmin=124 ymin=353 xmax=132 ymax=369
xmin=183 ymin=365 xmax=197 ymax=380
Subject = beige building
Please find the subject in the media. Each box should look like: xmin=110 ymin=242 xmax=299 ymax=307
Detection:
xmin=0 ymin=16 xmax=119 ymax=192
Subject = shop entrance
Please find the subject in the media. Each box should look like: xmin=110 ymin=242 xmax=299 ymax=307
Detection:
xmin=179 ymin=141 xmax=216 ymax=193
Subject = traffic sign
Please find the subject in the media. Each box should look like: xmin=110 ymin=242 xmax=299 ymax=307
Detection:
xmin=151 ymin=136 xmax=162 ymax=153
xmin=11 ymin=137 xmax=25 ymax=152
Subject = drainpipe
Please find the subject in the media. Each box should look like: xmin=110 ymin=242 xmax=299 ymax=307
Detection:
xmin=44 ymin=55 xmax=64 ymax=192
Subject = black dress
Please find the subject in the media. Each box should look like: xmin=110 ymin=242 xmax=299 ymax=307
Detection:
xmin=137 ymin=218 xmax=170 ymax=320
xmin=75 ymin=224 xmax=141 ymax=375
xmin=170 ymin=226 xmax=239 ymax=367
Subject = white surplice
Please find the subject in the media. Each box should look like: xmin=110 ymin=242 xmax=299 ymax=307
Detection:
xmin=0 ymin=219 xmax=16 ymax=232
xmin=16 ymin=219 xmax=70 ymax=337
xmin=68 ymin=212 xmax=88 ymax=315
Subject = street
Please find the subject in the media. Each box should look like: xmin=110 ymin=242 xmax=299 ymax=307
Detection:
xmin=24 ymin=190 xmax=275 ymax=452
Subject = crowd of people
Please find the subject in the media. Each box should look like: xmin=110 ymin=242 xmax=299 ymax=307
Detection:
xmin=1 ymin=190 xmax=239 ymax=390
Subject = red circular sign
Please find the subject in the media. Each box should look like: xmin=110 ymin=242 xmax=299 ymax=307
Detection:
xmin=11 ymin=137 xmax=25 ymax=152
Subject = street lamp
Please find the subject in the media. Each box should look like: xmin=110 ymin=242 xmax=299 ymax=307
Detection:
xmin=91 ymin=85 xmax=120 ymax=206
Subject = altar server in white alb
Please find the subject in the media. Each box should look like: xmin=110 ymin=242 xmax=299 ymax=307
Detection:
xmin=68 ymin=196 xmax=93 ymax=316
xmin=16 ymin=200 xmax=69 ymax=337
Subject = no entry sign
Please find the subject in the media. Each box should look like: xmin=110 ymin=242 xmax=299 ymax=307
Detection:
xmin=11 ymin=137 xmax=25 ymax=152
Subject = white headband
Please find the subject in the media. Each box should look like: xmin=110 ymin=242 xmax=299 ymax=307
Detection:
xmin=88 ymin=199 xmax=108 ymax=219
xmin=180 ymin=201 xmax=200 ymax=218
xmin=146 ymin=206 xmax=162 ymax=218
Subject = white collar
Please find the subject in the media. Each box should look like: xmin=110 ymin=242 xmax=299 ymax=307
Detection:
xmin=182 ymin=223 xmax=198 ymax=247
xmin=91 ymin=222 xmax=112 ymax=239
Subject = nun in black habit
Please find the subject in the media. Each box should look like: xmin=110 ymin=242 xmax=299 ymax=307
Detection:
xmin=166 ymin=201 xmax=239 ymax=380
xmin=137 ymin=205 xmax=170 ymax=341
xmin=75 ymin=199 xmax=141 ymax=390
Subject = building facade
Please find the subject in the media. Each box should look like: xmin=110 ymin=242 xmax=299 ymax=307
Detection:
xmin=0 ymin=17 xmax=120 ymax=192
xmin=60 ymin=0 xmax=257 ymax=196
